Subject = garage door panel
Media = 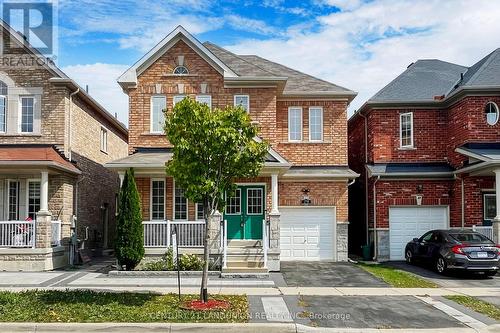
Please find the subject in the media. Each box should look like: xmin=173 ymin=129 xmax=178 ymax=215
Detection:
xmin=389 ymin=207 xmax=448 ymax=260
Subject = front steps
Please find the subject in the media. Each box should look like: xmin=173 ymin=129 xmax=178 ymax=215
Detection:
xmin=221 ymin=240 xmax=269 ymax=276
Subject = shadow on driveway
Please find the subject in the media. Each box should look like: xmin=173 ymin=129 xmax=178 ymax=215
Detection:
xmin=281 ymin=261 xmax=388 ymax=287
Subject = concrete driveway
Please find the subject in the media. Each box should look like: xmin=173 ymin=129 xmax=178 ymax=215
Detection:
xmin=280 ymin=261 xmax=388 ymax=287
xmin=386 ymin=261 xmax=500 ymax=288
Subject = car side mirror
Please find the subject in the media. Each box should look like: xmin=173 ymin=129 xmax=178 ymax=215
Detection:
xmin=413 ymin=238 xmax=419 ymax=242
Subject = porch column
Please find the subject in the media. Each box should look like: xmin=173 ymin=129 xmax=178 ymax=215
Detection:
xmin=493 ymin=169 xmax=500 ymax=243
xmin=271 ymin=173 xmax=279 ymax=215
xmin=40 ymin=170 xmax=49 ymax=213
xmin=36 ymin=170 xmax=52 ymax=248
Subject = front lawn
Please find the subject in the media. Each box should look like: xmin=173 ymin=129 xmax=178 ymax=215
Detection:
xmin=445 ymin=296 xmax=500 ymax=321
xmin=0 ymin=290 xmax=248 ymax=323
xmin=358 ymin=263 xmax=438 ymax=288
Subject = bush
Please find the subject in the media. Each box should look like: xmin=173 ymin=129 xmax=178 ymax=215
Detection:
xmin=142 ymin=247 xmax=203 ymax=271
xmin=115 ymin=169 xmax=145 ymax=270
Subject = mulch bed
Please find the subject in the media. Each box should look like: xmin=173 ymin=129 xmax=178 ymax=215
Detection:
xmin=180 ymin=299 xmax=231 ymax=311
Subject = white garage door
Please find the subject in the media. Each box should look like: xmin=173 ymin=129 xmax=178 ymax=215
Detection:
xmin=280 ymin=207 xmax=336 ymax=261
xmin=389 ymin=206 xmax=448 ymax=260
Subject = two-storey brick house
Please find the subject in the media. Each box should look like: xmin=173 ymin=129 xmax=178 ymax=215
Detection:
xmin=106 ymin=26 xmax=357 ymax=272
xmin=0 ymin=21 xmax=128 ymax=270
xmin=349 ymin=49 xmax=500 ymax=261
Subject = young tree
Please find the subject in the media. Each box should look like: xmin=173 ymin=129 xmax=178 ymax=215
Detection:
xmin=165 ymin=98 xmax=269 ymax=302
xmin=115 ymin=168 xmax=145 ymax=270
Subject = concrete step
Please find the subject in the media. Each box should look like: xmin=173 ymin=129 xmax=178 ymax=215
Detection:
xmin=226 ymin=247 xmax=264 ymax=255
xmin=226 ymin=260 xmax=264 ymax=268
xmin=225 ymin=254 xmax=264 ymax=262
xmin=227 ymin=240 xmax=262 ymax=248
xmin=221 ymin=267 xmax=268 ymax=274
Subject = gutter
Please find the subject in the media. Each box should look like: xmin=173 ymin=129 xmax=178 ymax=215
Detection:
xmin=68 ymin=87 xmax=80 ymax=161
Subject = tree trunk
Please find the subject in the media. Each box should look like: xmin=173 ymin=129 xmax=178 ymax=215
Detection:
xmin=200 ymin=198 xmax=210 ymax=303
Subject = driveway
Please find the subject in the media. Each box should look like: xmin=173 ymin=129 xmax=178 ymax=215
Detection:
xmin=280 ymin=261 xmax=388 ymax=287
xmin=386 ymin=261 xmax=500 ymax=288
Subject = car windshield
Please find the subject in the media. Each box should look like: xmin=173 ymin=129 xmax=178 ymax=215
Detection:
xmin=449 ymin=233 xmax=493 ymax=244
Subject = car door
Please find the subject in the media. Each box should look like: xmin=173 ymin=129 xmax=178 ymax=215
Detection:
xmin=416 ymin=231 xmax=434 ymax=261
xmin=427 ymin=231 xmax=444 ymax=259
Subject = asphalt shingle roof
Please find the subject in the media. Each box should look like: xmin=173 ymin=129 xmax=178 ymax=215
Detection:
xmin=455 ymin=48 xmax=500 ymax=88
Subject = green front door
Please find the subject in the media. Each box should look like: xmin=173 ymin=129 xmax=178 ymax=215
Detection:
xmin=224 ymin=185 xmax=265 ymax=240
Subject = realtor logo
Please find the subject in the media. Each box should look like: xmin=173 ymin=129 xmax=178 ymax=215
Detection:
xmin=1 ymin=0 xmax=57 ymax=58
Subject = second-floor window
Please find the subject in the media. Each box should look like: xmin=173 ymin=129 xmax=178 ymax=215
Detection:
xmin=151 ymin=95 xmax=166 ymax=133
xmin=151 ymin=179 xmax=165 ymax=220
xmin=309 ymin=107 xmax=323 ymax=141
xmin=234 ymin=95 xmax=249 ymax=112
xmin=100 ymin=127 xmax=108 ymax=153
xmin=288 ymin=107 xmax=302 ymax=142
xmin=196 ymin=95 xmax=212 ymax=109
xmin=400 ymin=112 xmax=413 ymax=148
xmin=20 ymin=96 xmax=34 ymax=133
xmin=0 ymin=81 xmax=7 ymax=133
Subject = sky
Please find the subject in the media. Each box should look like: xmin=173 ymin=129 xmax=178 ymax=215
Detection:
xmin=43 ymin=0 xmax=500 ymax=126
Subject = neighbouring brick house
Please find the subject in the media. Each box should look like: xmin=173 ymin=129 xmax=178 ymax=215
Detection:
xmin=349 ymin=49 xmax=500 ymax=261
xmin=0 ymin=22 xmax=128 ymax=270
xmin=106 ymin=26 xmax=358 ymax=272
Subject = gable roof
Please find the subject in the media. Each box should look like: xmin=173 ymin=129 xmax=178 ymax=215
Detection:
xmin=451 ymin=48 xmax=500 ymax=91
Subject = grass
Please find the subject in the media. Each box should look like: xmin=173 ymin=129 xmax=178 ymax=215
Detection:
xmin=445 ymin=296 xmax=500 ymax=321
xmin=358 ymin=263 xmax=438 ymax=288
xmin=0 ymin=290 xmax=248 ymax=323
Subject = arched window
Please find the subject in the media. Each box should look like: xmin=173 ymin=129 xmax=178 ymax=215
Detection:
xmin=173 ymin=66 xmax=189 ymax=75
xmin=485 ymin=102 xmax=499 ymax=126
xmin=0 ymin=81 xmax=7 ymax=132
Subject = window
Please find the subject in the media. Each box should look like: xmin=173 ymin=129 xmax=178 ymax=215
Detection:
xmin=309 ymin=107 xmax=323 ymax=141
xmin=174 ymin=183 xmax=187 ymax=220
xmin=173 ymin=95 xmax=186 ymax=106
xmin=234 ymin=95 xmax=249 ymax=113
xmin=420 ymin=231 xmax=433 ymax=242
xmin=8 ymin=180 xmax=19 ymax=221
xmin=400 ymin=112 xmax=413 ymax=148
xmin=484 ymin=194 xmax=496 ymax=220
xmin=195 ymin=95 xmax=212 ymax=109
xmin=0 ymin=81 xmax=7 ymax=133
xmin=151 ymin=179 xmax=165 ymax=220
xmin=173 ymin=66 xmax=189 ymax=75
xmin=225 ymin=189 xmax=241 ymax=215
xmin=288 ymin=107 xmax=302 ymax=141
xmin=196 ymin=202 xmax=204 ymax=220
xmin=100 ymin=127 xmax=108 ymax=153
xmin=27 ymin=181 xmax=41 ymax=220
xmin=485 ymin=102 xmax=499 ymax=126
xmin=247 ymin=188 xmax=263 ymax=215
xmin=151 ymin=95 xmax=166 ymax=133
xmin=20 ymin=96 xmax=34 ymax=133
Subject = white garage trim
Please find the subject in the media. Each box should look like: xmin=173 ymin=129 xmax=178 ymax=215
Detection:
xmin=389 ymin=206 xmax=449 ymax=260
xmin=279 ymin=206 xmax=337 ymax=261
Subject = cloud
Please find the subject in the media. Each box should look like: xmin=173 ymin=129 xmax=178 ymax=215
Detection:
xmin=62 ymin=63 xmax=130 ymax=126
xmin=224 ymin=15 xmax=281 ymax=36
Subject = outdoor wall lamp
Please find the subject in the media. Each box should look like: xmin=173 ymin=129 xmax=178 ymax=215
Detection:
xmin=417 ymin=184 xmax=424 ymax=193
xmin=301 ymin=188 xmax=311 ymax=206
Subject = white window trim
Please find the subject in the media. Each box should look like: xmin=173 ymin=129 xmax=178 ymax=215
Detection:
xmin=225 ymin=188 xmax=241 ymax=215
xmin=0 ymin=95 xmax=6 ymax=133
xmin=19 ymin=96 xmax=35 ymax=133
xmin=172 ymin=179 xmax=188 ymax=221
xmin=485 ymin=102 xmax=499 ymax=126
xmin=399 ymin=112 xmax=414 ymax=148
xmin=173 ymin=95 xmax=186 ymax=107
xmin=195 ymin=202 xmax=205 ymax=221
xmin=150 ymin=178 xmax=166 ymax=221
xmin=234 ymin=94 xmax=250 ymax=113
xmin=150 ymin=95 xmax=166 ymax=134
xmin=100 ymin=127 xmax=108 ymax=153
xmin=288 ymin=107 xmax=303 ymax=142
xmin=308 ymin=106 xmax=323 ymax=142
xmin=26 ymin=178 xmax=41 ymax=220
xmin=246 ymin=188 xmax=264 ymax=216
xmin=7 ymin=179 xmax=19 ymax=221
xmin=195 ymin=95 xmax=212 ymax=109
xmin=483 ymin=193 xmax=496 ymax=220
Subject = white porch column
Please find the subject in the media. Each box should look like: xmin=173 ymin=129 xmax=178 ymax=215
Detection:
xmin=493 ymin=170 xmax=500 ymax=243
xmin=40 ymin=170 xmax=49 ymax=213
xmin=271 ymin=173 xmax=279 ymax=215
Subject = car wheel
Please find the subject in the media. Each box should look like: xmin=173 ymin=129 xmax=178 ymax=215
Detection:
xmin=435 ymin=256 xmax=447 ymax=274
xmin=405 ymin=249 xmax=414 ymax=264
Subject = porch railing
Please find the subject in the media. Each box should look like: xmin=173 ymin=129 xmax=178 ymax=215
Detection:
xmin=472 ymin=225 xmax=494 ymax=240
xmin=51 ymin=220 xmax=62 ymax=246
xmin=143 ymin=220 xmax=205 ymax=248
xmin=0 ymin=221 xmax=35 ymax=248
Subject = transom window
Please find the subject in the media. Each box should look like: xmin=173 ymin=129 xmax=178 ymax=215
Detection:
xmin=151 ymin=95 xmax=166 ymax=133
xmin=288 ymin=107 xmax=302 ymax=141
xmin=485 ymin=102 xmax=499 ymax=126
xmin=400 ymin=112 xmax=413 ymax=148
xmin=309 ymin=107 xmax=323 ymax=141
xmin=173 ymin=66 xmax=189 ymax=75
xmin=174 ymin=183 xmax=187 ymax=220
xmin=247 ymin=188 xmax=263 ymax=215
xmin=0 ymin=81 xmax=7 ymax=133
xmin=234 ymin=95 xmax=249 ymax=113
xmin=151 ymin=180 xmax=165 ymax=220
xmin=20 ymin=96 xmax=34 ymax=133
xmin=27 ymin=181 xmax=41 ymax=220
xmin=195 ymin=95 xmax=212 ymax=109
xmin=484 ymin=193 xmax=496 ymax=220
xmin=226 ymin=189 xmax=241 ymax=215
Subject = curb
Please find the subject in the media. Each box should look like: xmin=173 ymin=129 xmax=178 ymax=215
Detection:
xmin=108 ymin=270 xmax=220 ymax=277
xmin=0 ymin=323 xmax=496 ymax=333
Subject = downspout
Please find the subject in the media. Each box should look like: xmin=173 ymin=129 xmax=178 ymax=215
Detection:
xmin=68 ymin=87 xmax=80 ymax=161
xmin=372 ymin=175 xmax=380 ymax=260
xmin=359 ymin=111 xmax=370 ymax=245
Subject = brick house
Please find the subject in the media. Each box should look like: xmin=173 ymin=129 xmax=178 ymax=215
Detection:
xmin=106 ymin=26 xmax=357 ymax=272
xmin=348 ymin=49 xmax=500 ymax=261
xmin=0 ymin=22 xmax=128 ymax=270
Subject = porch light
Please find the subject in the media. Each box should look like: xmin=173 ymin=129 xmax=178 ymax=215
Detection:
xmin=301 ymin=188 xmax=311 ymax=206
